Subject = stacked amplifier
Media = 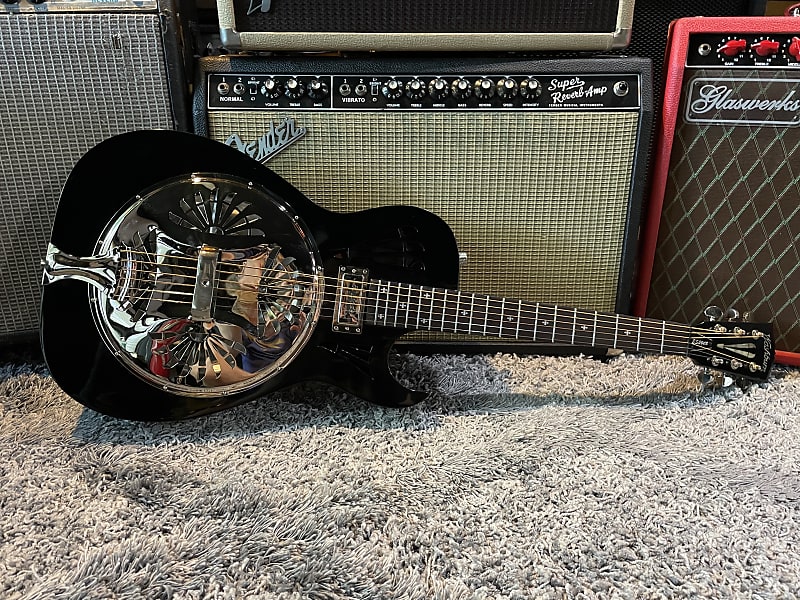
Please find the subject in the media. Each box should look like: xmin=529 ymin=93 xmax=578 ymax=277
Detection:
xmin=194 ymin=0 xmax=653 ymax=351
xmin=194 ymin=54 xmax=653 ymax=349
xmin=0 ymin=0 xmax=189 ymax=343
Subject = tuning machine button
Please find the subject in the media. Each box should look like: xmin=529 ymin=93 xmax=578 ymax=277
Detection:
xmin=473 ymin=77 xmax=495 ymax=100
xmin=704 ymin=306 xmax=723 ymax=322
xmin=405 ymin=78 xmax=426 ymax=101
xmin=451 ymin=78 xmax=472 ymax=100
xmin=381 ymin=79 xmax=403 ymax=100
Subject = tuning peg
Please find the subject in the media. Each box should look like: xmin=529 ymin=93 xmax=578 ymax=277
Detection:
xmin=725 ymin=307 xmax=740 ymax=320
xmin=704 ymin=306 xmax=723 ymax=322
xmin=698 ymin=369 xmax=734 ymax=390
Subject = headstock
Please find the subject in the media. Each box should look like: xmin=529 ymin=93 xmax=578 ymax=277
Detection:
xmin=688 ymin=309 xmax=774 ymax=382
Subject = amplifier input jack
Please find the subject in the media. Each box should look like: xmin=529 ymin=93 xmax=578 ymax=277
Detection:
xmin=216 ymin=82 xmax=230 ymax=96
xmin=339 ymin=83 xmax=352 ymax=97
xmin=233 ymin=82 xmax=246 ymax=95
xmin=354 ymin=83 xmax=368 ymax=96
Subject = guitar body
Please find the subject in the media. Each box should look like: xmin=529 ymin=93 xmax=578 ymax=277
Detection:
xmin=40 ymin=131 xmax=459 ymax=420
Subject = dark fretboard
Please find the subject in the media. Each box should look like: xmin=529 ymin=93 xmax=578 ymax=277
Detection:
xmin=362 ymin=280 xmax=692 ymax=356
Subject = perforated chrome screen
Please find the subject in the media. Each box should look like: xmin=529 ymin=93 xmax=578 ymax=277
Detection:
xmin=209 ymin=111 xmax=639 ymax=324
xmin=0 ymin=14 xmax=175 ymax=340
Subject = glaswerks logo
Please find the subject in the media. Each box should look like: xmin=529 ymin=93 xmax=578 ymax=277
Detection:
xmin=686 ymin=77 xmax=800 ymax=126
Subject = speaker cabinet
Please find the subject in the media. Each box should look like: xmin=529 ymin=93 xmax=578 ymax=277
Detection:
xmin=215 ymin=0 xmax=635 ymax=52
xmin=0 ymin=0 xmax=189 ymax=343
xmin=194 ymin=55 xmax=653 ymax=349
xmin=636 ymin=17 xmax=800 ymax=366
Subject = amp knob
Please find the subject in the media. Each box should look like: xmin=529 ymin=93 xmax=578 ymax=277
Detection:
xmin=405 ymin=79 xmax=426 ymax=100
xmin=718 ymin=38 xmax=747 ymax=57
xmin=789 ymin=37 xmax=800 ymax=61
xmin=496 ymin=77 xmax=518 ymax=99
xmin=428 ymin=78 xmax=450 ymax=100
xmin=451 ymin=78 xmax=472 ymax=100
xmin=751 ymin=39 xmax=780 ymax=57
xmin=381 ymin=79 xmax=403 ymax=100
xmin=284 ymin=77 xmax=304 ymax=99
xmin=473 ymin=77 xmax=495 ymax=100
xmin=260 ymin=78 xmax=282 ymax=99
xmin=306 ymin=78 xmax=329 ymax=100
xmin=519 ymin=78 xmax=542 ymax=100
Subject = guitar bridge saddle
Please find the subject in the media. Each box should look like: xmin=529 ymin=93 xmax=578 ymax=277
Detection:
xmin=333 ymin=266 xmax=368 ymax=334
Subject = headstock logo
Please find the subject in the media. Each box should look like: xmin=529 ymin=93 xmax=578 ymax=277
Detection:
xmin=224 ymin=117 xmax=306 ymax=163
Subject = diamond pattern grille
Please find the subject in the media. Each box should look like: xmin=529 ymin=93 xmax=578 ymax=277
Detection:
xmin=647 ymin=71 xmax=800 ymax=353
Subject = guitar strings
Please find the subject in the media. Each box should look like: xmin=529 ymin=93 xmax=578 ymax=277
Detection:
xmin=111 ymin=253 xmax=754 ymax=347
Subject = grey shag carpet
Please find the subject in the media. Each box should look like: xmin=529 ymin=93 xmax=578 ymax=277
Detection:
xmin=1 ymin=350 xmax=799 ymax=599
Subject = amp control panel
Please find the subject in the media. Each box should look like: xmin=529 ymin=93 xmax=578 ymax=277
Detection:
xmin=688 ymin=33 xmax=800 ymax=68
xmin=207 ymin=73 xmax=642 ymax=111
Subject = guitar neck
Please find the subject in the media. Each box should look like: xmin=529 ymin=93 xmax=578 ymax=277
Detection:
xmin=362 ymin=279 xmax=692 ymax=356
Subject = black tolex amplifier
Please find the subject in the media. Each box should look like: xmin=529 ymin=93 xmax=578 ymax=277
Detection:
xmin=194 ymin=55 xmax=653 ymax=349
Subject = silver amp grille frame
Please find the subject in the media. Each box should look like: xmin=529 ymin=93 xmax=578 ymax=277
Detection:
xmin=0 ymin=3 xmax=190 ymax=343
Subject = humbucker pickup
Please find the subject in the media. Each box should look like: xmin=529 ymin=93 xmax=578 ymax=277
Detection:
xmin=332 ymin=266 xmax=369 ymax=334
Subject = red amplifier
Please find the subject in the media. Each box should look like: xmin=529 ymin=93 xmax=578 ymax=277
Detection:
xmin=636 ymin=16 xmax=800 ymax=367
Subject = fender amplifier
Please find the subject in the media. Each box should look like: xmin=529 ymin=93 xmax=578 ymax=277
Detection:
xmin=635 ymin=17 xmax=800 ymax=366
xmin=215 ymin=0 xmax=635 ymax=52
xmin=194 ymin=55 xmax=653 ymax=350
xmin=0 ymin=0 xmax=189 ymax=344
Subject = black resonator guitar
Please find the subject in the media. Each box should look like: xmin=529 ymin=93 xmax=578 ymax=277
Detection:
xmin=40 ymin=131 xmax=774 ymax=421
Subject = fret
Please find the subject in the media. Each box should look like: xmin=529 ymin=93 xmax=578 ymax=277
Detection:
xmin=428 ymin=288 xmax=436 ymax=329
xmin=515 ymin=300 xmax=522 ymax=339
xmin=592 ymin=311 xmax=597 ymax=346
xmin=571 ymin=307 xmax=577 ymax=345
xmin=637 ymin=316 xmax=641 ymax=351
xmin=375 ymin=280 xmax=387 ymax=327
xmin=393 ymin=281 xmax=402 ymax=328
xmin=572 ymin=308 xmax=596 ymax=347
xmin=551 ymin=305 xmax=558 ymax=343
xmin=484 ymin=296 xmax=503 ymax=337
xmin=614 ymin=314 xmax=619 ymax=348
xmin=661 ymin=320 xmax=665 ymax=354
xmin=468 ymin=294 xmax=476 ymax=335
xmin=453 ymin=290 xmax=461 ymax=333
xmin=406 ymin=284 xmax=413 ymax=328
xmin=416 ymin=286 xmax=422 ymax=328
xmin=499 ymin=299 xmax=506 ymax=337
xmin=470 ymin=294 xmax=490 ymax=336
xmin=484 ymin=296 xmax=490 ymax=336
xmin=533 ymin=303 xmax=540 ymax=340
